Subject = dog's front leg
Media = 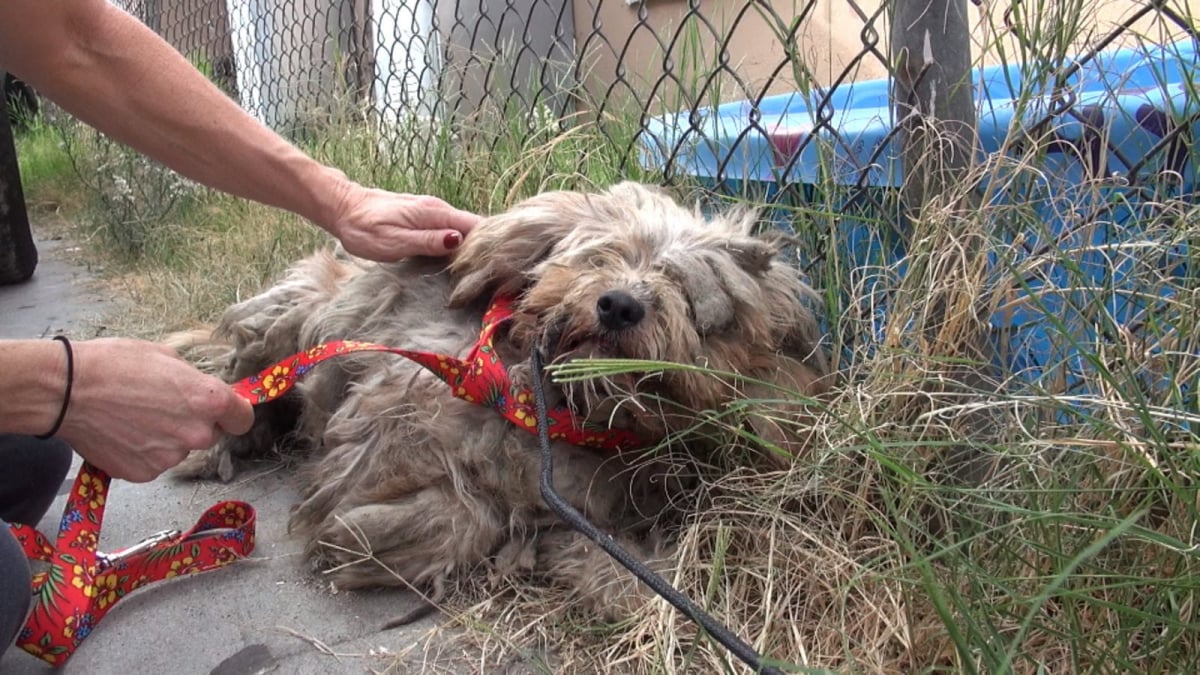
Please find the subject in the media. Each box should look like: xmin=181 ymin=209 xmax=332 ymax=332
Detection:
xmin=519 ymin=445 xmax=674 ymax=622
xmin=305 ymin=482 xmax=509 ymax=598
xmin=532 ymin=527 xmax=670 ymax=622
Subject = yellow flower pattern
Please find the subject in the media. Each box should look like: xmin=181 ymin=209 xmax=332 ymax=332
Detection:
xmin=165 ymin=555 xmax=199 ymax=579
xmin=259 ymin=364 xmax=292 ymax=398
xmin=10 ymin=459 xmax=256 ymax=667
xmin=76 ymin=472 xmax=105 ymax=510
xmin=94 ymin=574 xmax=120 ymax=610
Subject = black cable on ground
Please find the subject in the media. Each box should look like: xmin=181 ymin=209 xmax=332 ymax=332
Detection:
xmin=530 ymin=347 xmax=784 ymax=675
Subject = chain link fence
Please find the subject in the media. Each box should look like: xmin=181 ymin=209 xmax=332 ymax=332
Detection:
xmin=83 ymin=1 xmax=1187 ymax=217
xmin=79 ymin=1 xmax=1200 ymax=403
xmin=106 ymin=1 xmax=1197 ymax=177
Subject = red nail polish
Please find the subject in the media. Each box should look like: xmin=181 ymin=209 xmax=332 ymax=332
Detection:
xmin=444 ymin=231 xmax=462 ymax=249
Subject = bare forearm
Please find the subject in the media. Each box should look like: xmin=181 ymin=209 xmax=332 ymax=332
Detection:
xmin=0 ymin=0 xmax=480 ymax=262
xmin=0 ymin=0 xmax=350 ymax=233
xmin=0 ymin=341 xmax=68 ymax=437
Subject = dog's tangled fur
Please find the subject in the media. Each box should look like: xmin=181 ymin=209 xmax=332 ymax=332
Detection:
xmin=175 ymin=182 xmax=830 ymax=619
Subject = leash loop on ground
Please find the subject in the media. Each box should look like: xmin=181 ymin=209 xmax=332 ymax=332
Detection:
xmin=7 ymin=463 xmax=256 ymax=667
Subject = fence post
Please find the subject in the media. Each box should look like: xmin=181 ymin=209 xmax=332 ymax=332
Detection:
xmin=890 ymin=0 xmax=978 ymax=214
xmin=889 ymin=0 xmax=1001 ymax=491
xmin=0 ymin=76 xmax=37 ymax=285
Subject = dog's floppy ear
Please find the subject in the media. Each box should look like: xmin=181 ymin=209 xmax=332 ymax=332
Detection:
xmin=727 ymin=237 xmax=776 ymax=275
xmin=720 ymin=209 xmax=828 ymax=376
xmin=447 ymin=191 xmax=587 ymax=307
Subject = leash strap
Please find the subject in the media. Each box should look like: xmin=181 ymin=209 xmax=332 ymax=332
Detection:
xmin=8 ymin=464 xmax=255 ymax=666
xmin=231 ymin=296 xmax=644 ymax=452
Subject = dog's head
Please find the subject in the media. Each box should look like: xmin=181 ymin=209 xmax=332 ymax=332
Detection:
xmin=448 ymin=182 xmax=829 ymax=446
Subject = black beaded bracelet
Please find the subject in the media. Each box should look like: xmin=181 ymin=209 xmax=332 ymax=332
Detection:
xmin=36 ymin=335 xmax=74 ymax=440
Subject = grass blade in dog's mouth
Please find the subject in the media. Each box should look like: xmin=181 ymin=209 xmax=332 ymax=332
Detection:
xmin=547 ymin=358 xmax=726 ymax=382
xmin=546 ymin=359 xmax=812 ymax=399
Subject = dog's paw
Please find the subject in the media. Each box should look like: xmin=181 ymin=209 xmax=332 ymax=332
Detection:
xmin=171 ymin=446 xmax=236 ymax=482
xmin=534 ymin=529 xmax=672 ymax=622
xmin=491 ymin=538 xmax=537 ymax=582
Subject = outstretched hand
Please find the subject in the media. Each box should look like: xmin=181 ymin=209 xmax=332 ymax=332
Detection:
xmin=57 ymin=338 xmax=254 ymax=483
xmin=329 ymin=185 xmax=482 ymax=261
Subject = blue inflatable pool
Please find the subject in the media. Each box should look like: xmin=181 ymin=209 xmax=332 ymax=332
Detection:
xmin=642 ymin=40 xmax=1200 ymax=406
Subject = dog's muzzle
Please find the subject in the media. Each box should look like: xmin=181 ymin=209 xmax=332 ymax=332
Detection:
xmin=596 ymin=290 xmax=645 ymax=331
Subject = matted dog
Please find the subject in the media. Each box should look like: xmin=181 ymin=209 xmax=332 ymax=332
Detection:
xmin=176 ymin=182 xmax=830 ymax=618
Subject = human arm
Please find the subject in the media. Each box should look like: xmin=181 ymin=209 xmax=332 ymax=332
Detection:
xmin=0 ymin=0 xmax=479 ymax=260
xmin=0 ymin=339 xmax=253 ymax=482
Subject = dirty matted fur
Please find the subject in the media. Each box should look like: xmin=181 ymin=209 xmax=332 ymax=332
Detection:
xmin=176 ymin=182 xmax=830 ymax=618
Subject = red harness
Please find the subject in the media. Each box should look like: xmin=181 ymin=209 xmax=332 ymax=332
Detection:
xmin=8 ymin=296 xmax=645 ymax=667
xmin=233 ymin=295 xmax=646 ymax=452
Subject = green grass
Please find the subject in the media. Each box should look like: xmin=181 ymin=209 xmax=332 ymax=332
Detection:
xmin=15 ymin=2 xmax=1200 ymax=671
xmin=14 ymin=116 xmax=81 ymax=213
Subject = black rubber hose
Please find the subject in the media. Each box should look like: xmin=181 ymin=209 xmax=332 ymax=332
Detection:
xmin=530 ymin=347 xmax=784 ymax=675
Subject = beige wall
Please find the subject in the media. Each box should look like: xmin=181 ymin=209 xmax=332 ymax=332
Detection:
xmin=573 ymin=0 xmax=888 ymax=114
xmin=576 ymin=0 xmax=1199 ymax=113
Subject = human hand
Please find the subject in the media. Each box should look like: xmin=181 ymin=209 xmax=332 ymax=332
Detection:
xmin=328 ymin=183 xmax=482 ymax=262
xmin=57 ymin=338 xmax=254 ymax=482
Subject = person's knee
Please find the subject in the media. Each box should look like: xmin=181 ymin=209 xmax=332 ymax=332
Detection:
xmin=39 ymin=438 xmax=74 ymax=485
xmin=0 ymin=435 xmax=75 ymax=525
xmin=0 ymin=527 xmax=32 ymax=659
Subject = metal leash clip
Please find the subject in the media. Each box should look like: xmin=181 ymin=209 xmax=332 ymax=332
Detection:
xmin=96 ymin=529 xmax=183 ymax=569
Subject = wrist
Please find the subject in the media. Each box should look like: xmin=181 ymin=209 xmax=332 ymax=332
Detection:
xmin=0 ymin=339 xmax=71 ymax=436
xmin=299 ymin=163 xmax=356 ymax=237
xmin=35 ymin=336 xmax=74 ymax=439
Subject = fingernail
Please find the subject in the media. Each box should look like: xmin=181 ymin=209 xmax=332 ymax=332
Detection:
xmin=444 ymin=231 xmax=462 ymax=249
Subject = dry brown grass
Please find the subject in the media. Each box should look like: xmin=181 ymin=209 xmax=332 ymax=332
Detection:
xmin=399 ymin=149 xmax=1200 ymax=673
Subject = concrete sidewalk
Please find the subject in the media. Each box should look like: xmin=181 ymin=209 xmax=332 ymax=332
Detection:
xmin=0 ymin=232 xmax=486 ymax=674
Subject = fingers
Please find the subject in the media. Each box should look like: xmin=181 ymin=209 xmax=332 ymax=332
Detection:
xmin=57 ymin=338 xmax=255 ymax=484
xmin=216 ymin=392 xmax=254 ymax=436
xmin=190 ymin=373 xmax=254 ymax=437
xmin=351 ymin=226 xmax=470 ymax=260
xmin=421 ymin=229 xmax=464 ymax=256
xmin=150 ymin=341 xmax=180 ymax=355
xmin=336 ymin=189 xmax=483 ymax=260
xmin=423 ymin=202 xmax=481 ymax=237
xmin=402 ymin=200 xmax=481 ymax=257
xmin=130 ymin=449 xmax=192 ymax=483
xmin=92 ymin=447 xmax=191 ymax=484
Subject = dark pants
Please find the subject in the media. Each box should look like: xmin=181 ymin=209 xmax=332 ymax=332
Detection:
xmin=0 ymin=434 xmax=73 ymax=660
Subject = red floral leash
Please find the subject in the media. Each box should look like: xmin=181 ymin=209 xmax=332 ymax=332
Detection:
xmin=9 ymin=467 xmax=255 ymax=666
xmin=231 ymin=295 xmax=646 ymax=452
xmin=8 ymin=296 xmax=644 ymax=667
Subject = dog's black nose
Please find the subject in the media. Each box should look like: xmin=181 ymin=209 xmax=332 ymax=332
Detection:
xmin=596 ymin=290 xmax=645 ymax=331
